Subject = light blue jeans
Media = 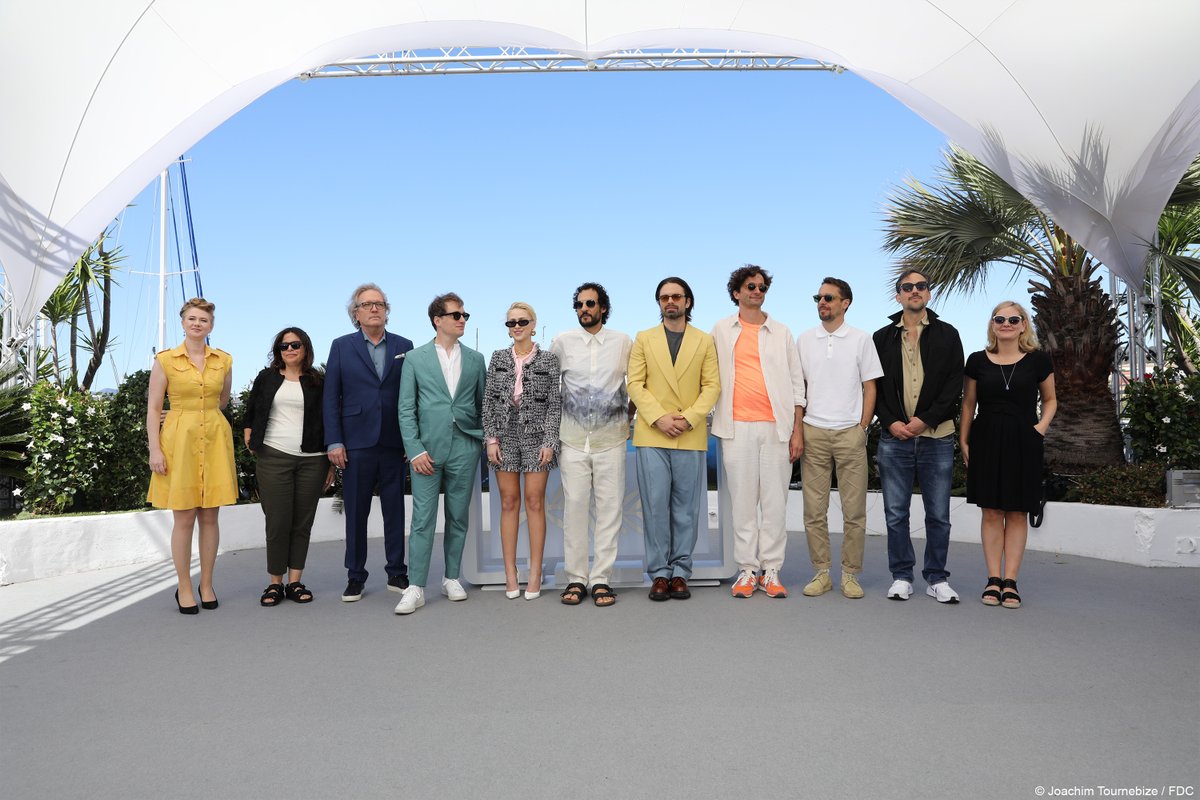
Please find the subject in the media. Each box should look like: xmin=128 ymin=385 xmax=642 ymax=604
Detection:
xmin=635 ymin=447 xmax=706 ymax=580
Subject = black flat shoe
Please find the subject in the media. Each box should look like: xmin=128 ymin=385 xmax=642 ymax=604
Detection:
xmin=199 ymin=588 xmax=218 ymax=610
xmin=175 ymin=590 xmax=199 ymax=615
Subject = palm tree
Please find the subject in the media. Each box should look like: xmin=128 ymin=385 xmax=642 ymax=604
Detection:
xmin=1149 ymin=190 xmax=1200 ymax=373
xmin=37 ymin=228 xmax=122 ymax=391
xmin=881 ymin=145 xmax=1132 ymax=471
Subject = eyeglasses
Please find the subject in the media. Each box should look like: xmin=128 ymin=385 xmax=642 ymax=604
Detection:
xmin=659 ymin=293 xmax=685 ymax=303
xmin=744 ymin=282 xmax=769 ymax=292
xmin=813 ymin=294 xmax=840 ymax=303
xmin=505 ymin=319 xmax=532 ymax=328
xmin=992 ymin=315 xmax=1023 ymax=325
xmin=439 ymin=311 xmax=470 ymax=322
xmin=357 ymin=301 xmax=387 ymax=311
xmin=899 ymin=281 xmax=929 ymax=293
xmin=279 ymin=341 xmax=304 ymax=351
xmin=573 ymin=299 xmax=598 ymax=309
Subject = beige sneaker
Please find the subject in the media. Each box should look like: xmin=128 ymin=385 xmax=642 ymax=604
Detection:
xmin=802 ymin=569 xmax=832 ymax=597
xmin=841 ymin=573 xmax=864 ymax=599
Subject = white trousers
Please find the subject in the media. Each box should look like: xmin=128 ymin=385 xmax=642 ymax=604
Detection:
xmin=560 ymin=443 xmax=626 ymax=587
xmin=721 ymin=420 xmax=792 ymax=572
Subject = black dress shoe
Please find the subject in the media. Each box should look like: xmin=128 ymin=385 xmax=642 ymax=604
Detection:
xmin=387 ymin=575 xmax=410 ymax=593
xmin=669 ymin=577 xmax=691 ymax=600
xmin=199 ymin=588 xmax=218 ymax=610
xmin=648 ymin=577 xmax=671 ymax=601
xmin=342 ymin=580 xmax=365 ymax=602
xmin=175 ymin=590 xmax=199 ymax=615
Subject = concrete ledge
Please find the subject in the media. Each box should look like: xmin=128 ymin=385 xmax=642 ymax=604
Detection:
xmin=1 ymin=491 xmax=1196 ymax=585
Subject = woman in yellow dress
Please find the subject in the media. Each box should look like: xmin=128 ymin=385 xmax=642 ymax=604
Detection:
xmin=147 ymin=298 xmax=239 ymax=614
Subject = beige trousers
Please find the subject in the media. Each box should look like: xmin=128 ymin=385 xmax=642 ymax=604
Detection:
xmin=801 ymin=423 xmax=867 ymax=574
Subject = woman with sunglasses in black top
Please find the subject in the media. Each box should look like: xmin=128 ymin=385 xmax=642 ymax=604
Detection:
xmin=243 ymin=327 xmax=334 ymax=607
xmin=483 ymin=302 xmax=562 ymax=600
xmin=960 ymin=301 xmax=1057 ymax=609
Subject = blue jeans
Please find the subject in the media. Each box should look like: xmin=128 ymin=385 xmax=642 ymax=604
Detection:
xmin=876 ymin=433 xmax=954 ymax=584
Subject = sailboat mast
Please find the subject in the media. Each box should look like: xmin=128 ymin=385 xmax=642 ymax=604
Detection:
xmin=157 ymin=168 xmax=167 ymax=352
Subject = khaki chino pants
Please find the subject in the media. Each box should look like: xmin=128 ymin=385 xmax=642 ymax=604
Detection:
xmin=801 ymin=422 xmax=868 ymax=574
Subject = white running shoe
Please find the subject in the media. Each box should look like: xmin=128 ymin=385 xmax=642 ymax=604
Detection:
xmin=441 ymin=577 xmax=468 ymax=601
xmin=926 ymin=581 xmax=961 ymax=604
xmin=395 ymin=585 xmax=425 ymax=614
xmin=886 ymin=579 xmax=914 ymax=601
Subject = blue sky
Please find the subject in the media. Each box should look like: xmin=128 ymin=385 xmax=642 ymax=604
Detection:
xmin=106 ymin=67 xmax=1021 ymax=392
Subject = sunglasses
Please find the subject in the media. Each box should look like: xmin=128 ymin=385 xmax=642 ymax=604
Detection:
xmin=744 ymin=282 xmax=769 ymax=292
xmin=505 ymin=319 xmax=532 ymax=328
xmin=573 ymin=299 xmax=598 ymax=309
xmin=659 ymin=293 xmax=685 ymax=303
xmin=440 ymin=311 xmax=470 ymax=322
xmin=813 ymin=294 xmax=840 ymax=303
xmin=279 ymin=341 xmax=304 ymax=351
xmin=357 ymin=301 xmax=387 ymax=311
xmin=993 ymin=315 xmax=1023 ymax=325
xmin=899 ymin=281 xmax=929 ymax=293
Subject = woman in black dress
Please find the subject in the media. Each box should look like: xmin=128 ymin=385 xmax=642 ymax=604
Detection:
xmin=960 ymin=301 xmax=1056 ymax=609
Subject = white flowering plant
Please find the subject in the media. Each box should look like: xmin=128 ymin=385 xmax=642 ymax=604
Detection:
xmin=22 ymin=381 xmax=113 ymax=514
xmin=1123 ymin=368 xmax=1200 ymax=470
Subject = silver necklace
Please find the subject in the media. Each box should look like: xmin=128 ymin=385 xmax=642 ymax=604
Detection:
xmin=999 ymin=362 xmax=1017 ymax=391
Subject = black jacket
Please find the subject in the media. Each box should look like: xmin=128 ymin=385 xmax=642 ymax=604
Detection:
xmin=243 ymin=368 xmax=325 ymax=453
xmin=872 ymin=309 xmax=964 ymax=432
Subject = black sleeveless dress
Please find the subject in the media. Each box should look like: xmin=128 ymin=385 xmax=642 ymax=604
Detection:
xmin=964 ymin=350 xmax=1053 ymax=512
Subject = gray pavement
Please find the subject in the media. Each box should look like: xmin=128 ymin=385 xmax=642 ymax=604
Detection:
xmin=1 ymin=533 xmax=1198 ymax=800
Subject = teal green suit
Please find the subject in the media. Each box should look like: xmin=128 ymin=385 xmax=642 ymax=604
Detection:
xmin=398 ymin=340 xmax=486 ymax=586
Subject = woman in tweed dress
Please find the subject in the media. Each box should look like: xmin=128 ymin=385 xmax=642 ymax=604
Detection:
xmin=484 ymin=302 xmax=562 ymax=600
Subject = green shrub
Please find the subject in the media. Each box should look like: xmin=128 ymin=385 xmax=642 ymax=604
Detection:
xmin=1073 ymin=461 xmax=1166 ymax=507
xmin=1124 ymin=369 xmax=1200 ymax=469
xmin=22 ymin=382 xmax=113 ymax=514
xmin=84 ymin=370 xmax=151 ymax=511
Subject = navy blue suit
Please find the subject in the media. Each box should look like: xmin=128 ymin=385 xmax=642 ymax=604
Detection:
xmin=324 ymin=329 xmax=414 ymax=583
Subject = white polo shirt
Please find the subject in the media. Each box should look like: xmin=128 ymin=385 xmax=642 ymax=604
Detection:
xmin=796 ymin=322 xmax=884 ymax=430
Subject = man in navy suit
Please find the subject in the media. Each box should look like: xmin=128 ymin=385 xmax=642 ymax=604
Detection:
xmin=324 ymin=283 xmax=414 ymax=602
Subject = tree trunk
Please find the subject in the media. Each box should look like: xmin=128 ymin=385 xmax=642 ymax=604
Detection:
xmin=1031 ymin=274 xmax=1125 ymax=470
xmin=80 ymin=242 xmax=112 ymax=391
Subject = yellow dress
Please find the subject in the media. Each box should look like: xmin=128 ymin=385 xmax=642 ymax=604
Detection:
xmin=147 ymin=344 xmax=239 ymax=509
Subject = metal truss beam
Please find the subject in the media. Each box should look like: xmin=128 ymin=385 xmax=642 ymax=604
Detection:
xmin=298 ymin=48 xmax=844 ymax=79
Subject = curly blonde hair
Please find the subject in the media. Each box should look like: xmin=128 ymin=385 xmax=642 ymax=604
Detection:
xmin=179 ymin=297 xmax=215 ymax=318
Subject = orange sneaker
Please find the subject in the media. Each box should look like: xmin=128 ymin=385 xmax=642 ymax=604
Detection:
xmin=759 ymin=568 xmax=788 ymax=598
xmin=731 ymin=569 xmax=757 ymax=598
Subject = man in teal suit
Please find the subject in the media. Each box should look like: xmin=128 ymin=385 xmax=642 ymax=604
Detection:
xmin=395 ymin=292 xmax=486 ymax=615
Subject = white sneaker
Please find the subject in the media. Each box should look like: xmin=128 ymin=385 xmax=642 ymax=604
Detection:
xmin=887 ymin=579 xmax=914 ymax=601
xmin=394 ymin=585 xmax=425 ymax=614
xmin=926 ymin=581 xmax=960 ymax=604
xmin=441 ymin=577 xmax=468 ymax=601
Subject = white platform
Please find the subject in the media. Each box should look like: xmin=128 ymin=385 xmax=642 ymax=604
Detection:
xmin=1 ymin=490 xmax=1196 ymax=586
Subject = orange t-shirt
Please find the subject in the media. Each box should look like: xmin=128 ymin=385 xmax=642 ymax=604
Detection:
xmin=732 ymin=321 xmax=775 ymax=422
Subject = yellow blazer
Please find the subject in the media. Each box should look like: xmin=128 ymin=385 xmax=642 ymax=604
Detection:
xmin=627 ymin=323 xmax=720 ymax=451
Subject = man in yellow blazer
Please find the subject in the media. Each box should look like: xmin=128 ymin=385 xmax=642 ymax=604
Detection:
xmin=627 ymin=276 xmax=721 ymax=601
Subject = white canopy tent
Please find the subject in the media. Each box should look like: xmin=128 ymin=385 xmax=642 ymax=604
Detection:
xmin=2 ymin=1 xmax=1198 ymax=329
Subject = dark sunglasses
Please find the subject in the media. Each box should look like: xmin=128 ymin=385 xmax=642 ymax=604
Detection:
xmin=573 ymin=299 xmax=598 ymax=309
xmin=440 ymin=311 xmax=470 ymax=322
xmin=813 ymin=294 xmax=840 ymax=303
xmin=278 ymin=341 xmax=304 ymax=351
xmin=504 ymin=319 xmax=532 ymax=328
xmin=744 ymin=282 xmax=769 ymax=292
xmin=992 ymin=315 xmax=1023 ymax=325
xmin=899 ymin=281 xmax=929 ymax=293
